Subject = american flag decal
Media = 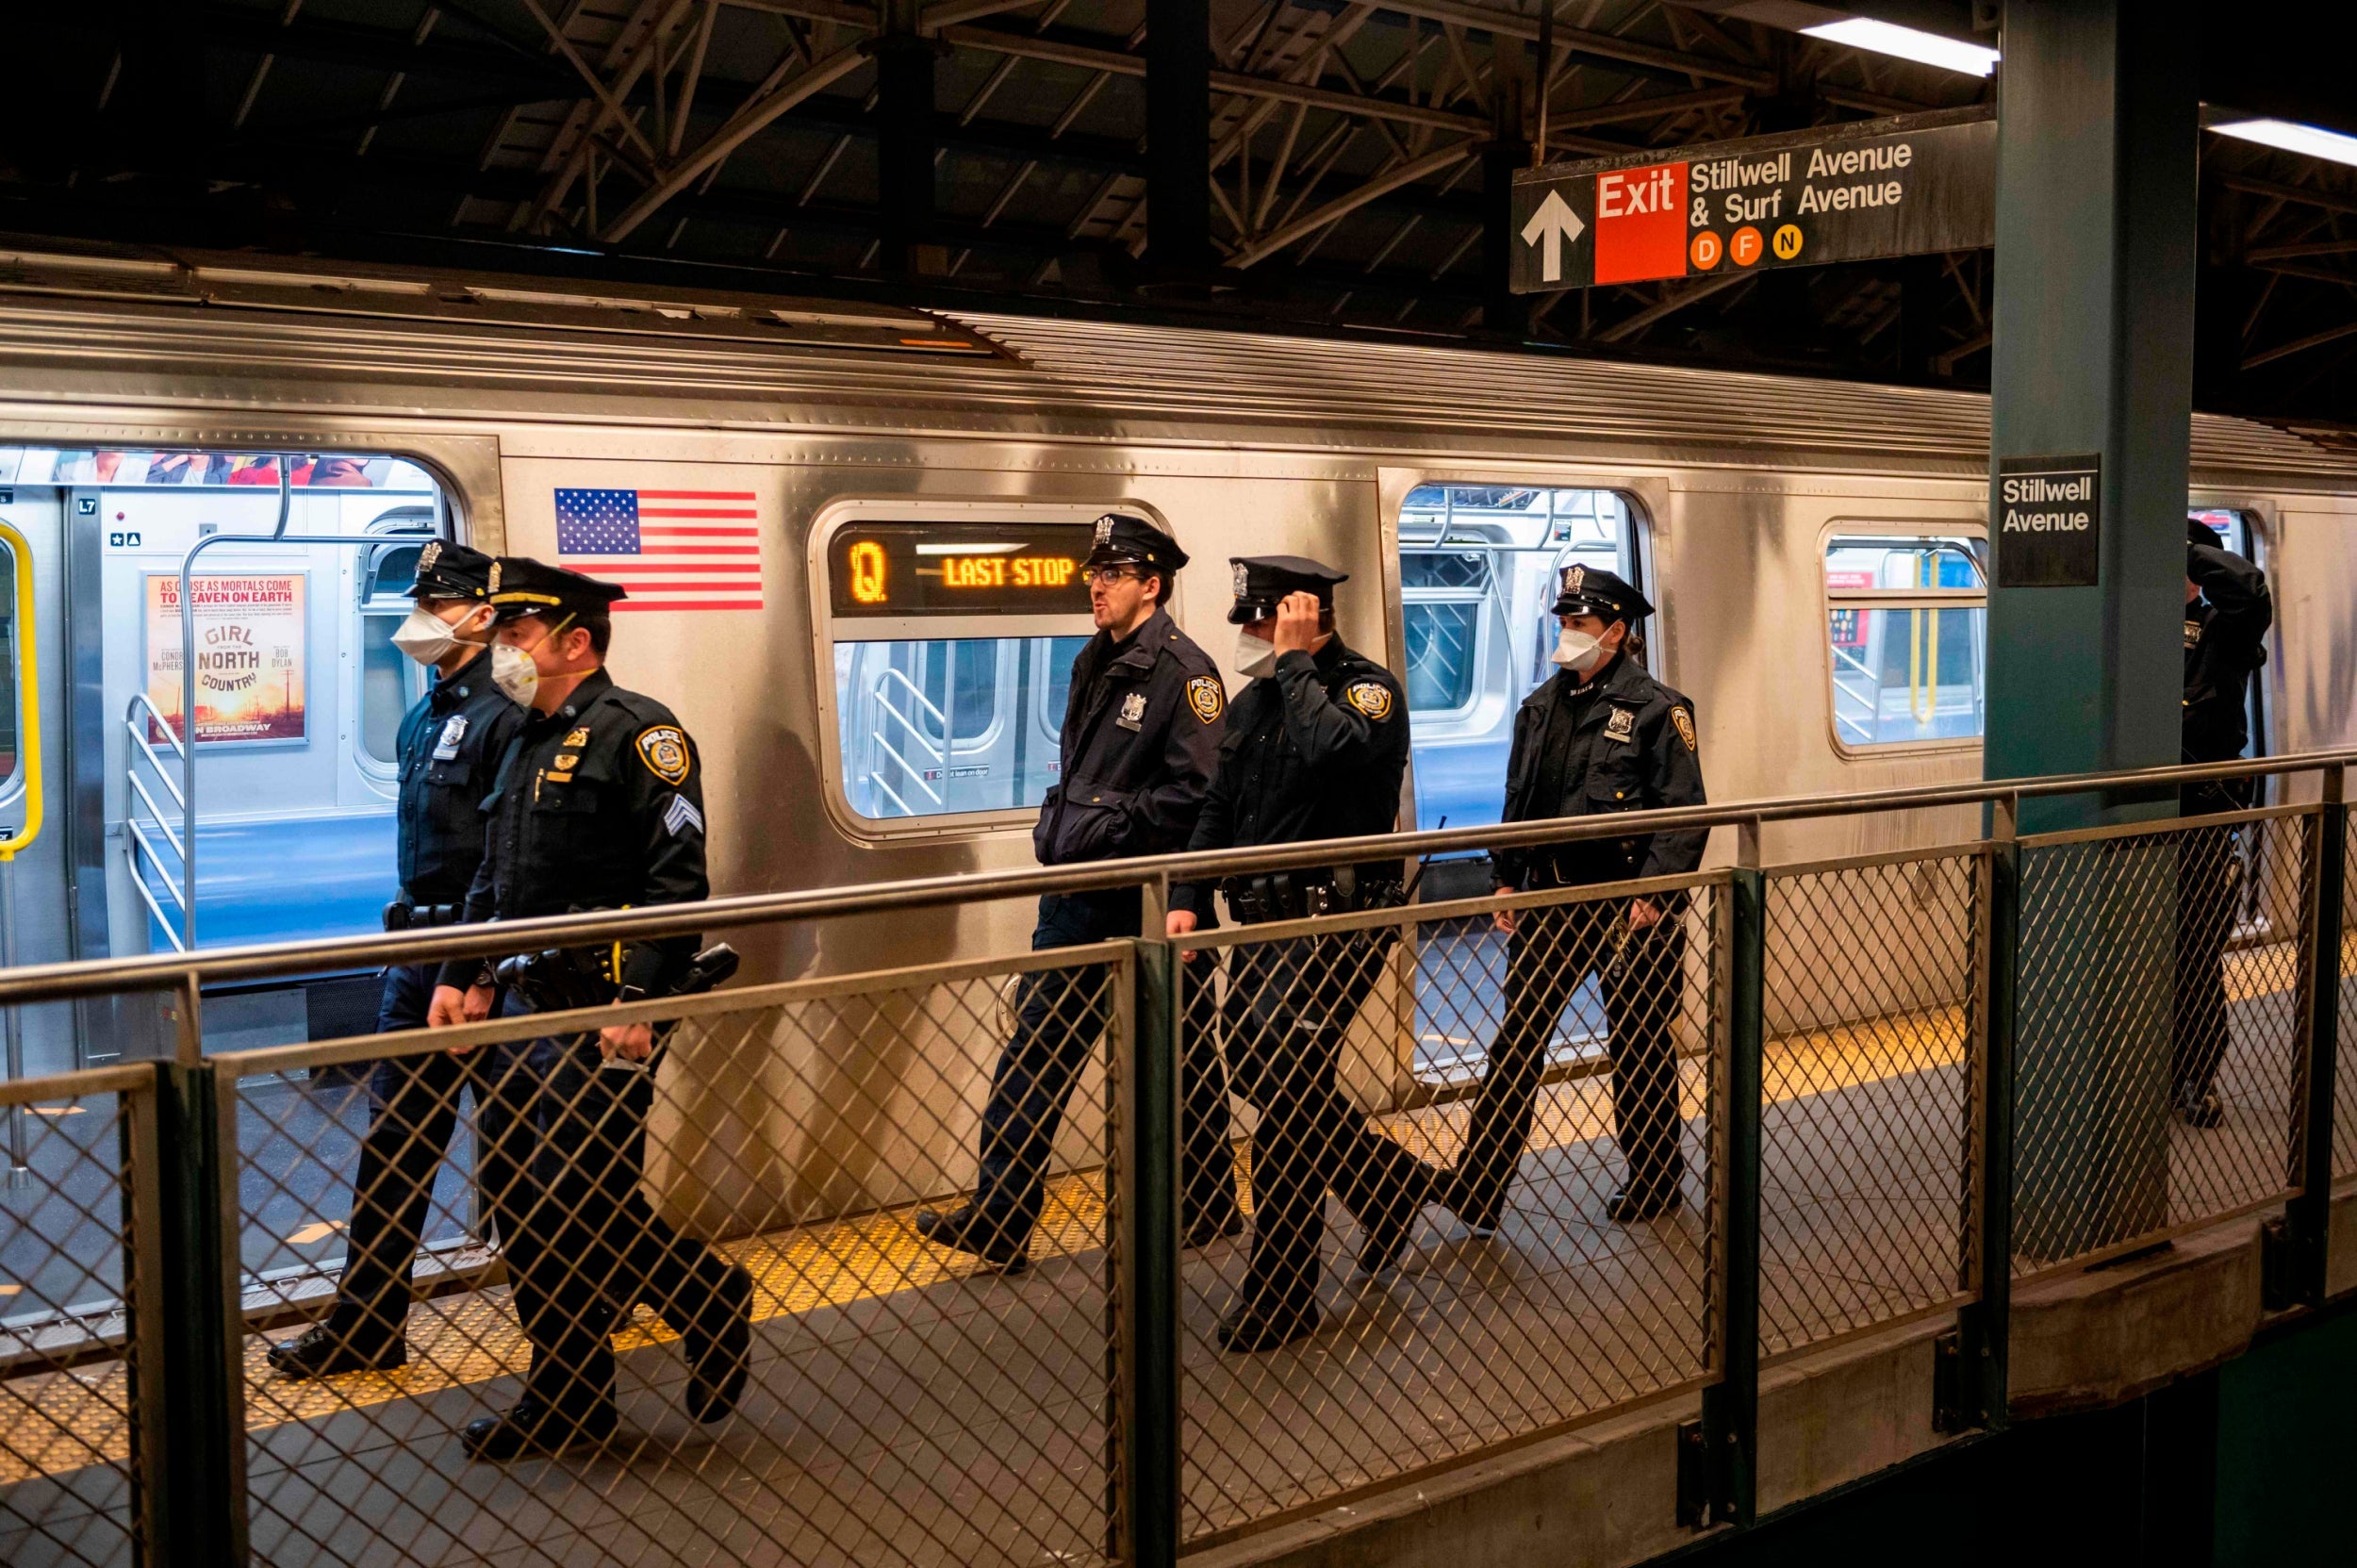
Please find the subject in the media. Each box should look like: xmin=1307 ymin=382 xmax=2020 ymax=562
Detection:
xmin=553 ymin=487 xmax=763 ymax=613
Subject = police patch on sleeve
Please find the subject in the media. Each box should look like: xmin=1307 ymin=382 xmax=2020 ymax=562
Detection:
xmin=635 ymin=725 xmax=692 ymax=785
xmin=1671 ymin=705 xmax=1699 ymax=754
xmin=663 ymin=794 xmax=704 ymax=838
xmin=1186 ymin=675 xmax=1225 ymax=724
xmin=1344 ymin=680 xmax=1394 ymax=721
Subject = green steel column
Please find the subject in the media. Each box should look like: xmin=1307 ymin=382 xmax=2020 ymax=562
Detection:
xmin=1118 ymin=938 xmax=1181 ymax=1568
xmin=157 ymin=1057 xmax=248 ymax=1565
xmin=1986 ymin=0 xmax=2199 ymax=1262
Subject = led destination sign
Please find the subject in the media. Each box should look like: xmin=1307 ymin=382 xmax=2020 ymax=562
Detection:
xmin=827 ymin=520 xmax=1095 ymax=618
xmin=1510 ymin=107 xmax=1994 ymax=294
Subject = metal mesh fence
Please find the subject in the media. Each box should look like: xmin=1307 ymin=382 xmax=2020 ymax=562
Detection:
xmin=222 ymin=947 xmax=1128 ymax=1568
xmin=1172 ymin=879 xmax=1719 ymax=1543
xmin=2015 ymin=811 xmax=2310 ymax=1275
xmin=0 ymin=1065 xmax=155 ymax=1568
xmin=2335 ymin=818 xmax=2357 ymax=1184
xmin=1757 ymin=850 xmax=1978 ymax=1358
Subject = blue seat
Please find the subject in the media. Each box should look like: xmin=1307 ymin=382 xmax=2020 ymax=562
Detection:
xmin=139 ymin=813 xmax=399 ymax=951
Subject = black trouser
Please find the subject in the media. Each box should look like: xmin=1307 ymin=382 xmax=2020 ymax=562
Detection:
xmin=507 ymin=1021 xmax=743 ymax=1415
xmin=972 ymin=889 xmax=1240 ymax=1243
xmin=1456 ymin=897 xmax=1689 ymax=1226
xmin=320 ymin=964 xmax=537 ymax=1353
xmin=1222 ymin=929 xmax=1428 ymax=1315
xmin=2171 ymin=782 xmax=2247 ymax=1107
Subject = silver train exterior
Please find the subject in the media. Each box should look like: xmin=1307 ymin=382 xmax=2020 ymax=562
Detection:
xmin=0 ymin=246 xmax=2348 ymax=1229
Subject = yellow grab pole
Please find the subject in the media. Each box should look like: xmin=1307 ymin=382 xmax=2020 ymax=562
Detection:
xmin=0 ymin=520 xmax=39 ymax=861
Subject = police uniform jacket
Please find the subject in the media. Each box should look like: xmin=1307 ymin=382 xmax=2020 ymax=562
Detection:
xmin=1172 ymin=636 xmax=1409 ymax=921
xmin=393 ymin=648 xmax=525 ymax=910
xmin=2184 ymin=541 xmax=2271 ymax=767
xmin=1033 ymin=606 xmax=1226 ymax=867
xmin=437 ymin=668 xmax=707 ymax=996
xmin=1491 ymin=653 xmax=1707 ymax=891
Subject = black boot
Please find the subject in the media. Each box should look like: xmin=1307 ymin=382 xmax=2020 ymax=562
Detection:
xmin=1604 ymin=1182 xmax=1685 ymax=1224
xmin=459 ymin=1396 xmax=618 ymax=1461
xmin=1216 ymin=1298 xmax=1321 ymax=1353
xmin=266 ymin=1320 xmax=406 ymax=1379
xmin=2173 ymin=1091 xmax=2225 ymax=1130
xmin=681 ymin=1264 xmax=754 ymax=1423
xmin=914 ymin=1205 xmax=1031 ymax=1273
xmin=1433 ymin=1168 xmax=1500 ymax=1240
xmin=1354 ymin=1164 xmax=1439 ymax=1278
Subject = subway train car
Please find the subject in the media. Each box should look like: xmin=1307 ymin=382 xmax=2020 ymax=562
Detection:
xmin=0 ymin=243 xmax=2347 ymax=1116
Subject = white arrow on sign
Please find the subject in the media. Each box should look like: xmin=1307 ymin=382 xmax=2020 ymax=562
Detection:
xmin=1520 ymin=188 xmax=1587 ymax=284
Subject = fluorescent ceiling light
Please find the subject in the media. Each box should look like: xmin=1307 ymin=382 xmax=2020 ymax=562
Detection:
xmin=2209 ymin=118 xmax=2357 ymax=169
xmin=1800 ymin=18 xmax=1999 ymax=77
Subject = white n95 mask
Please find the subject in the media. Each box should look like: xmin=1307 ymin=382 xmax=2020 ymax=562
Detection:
xmin=490 ymin=643 xmax=539 ymax=707
xmin=390 ymin=605 xmax=486 ymax=668
xmin=1550 ymin=627 xmax=1607 ymax=675
xmin=1234 ymin=628 xmax=1278 ymax=679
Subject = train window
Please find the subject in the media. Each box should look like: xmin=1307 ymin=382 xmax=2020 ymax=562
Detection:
xmin=0 ymin=535 xmax=16 ymax=795
xmin=812 ymin=503 xmax=1115 ymax=831
xmin=1823 ymin=536 xmax=1986 ymax=751
xmin=1395 ymin=486 xmax=1646 ymax=832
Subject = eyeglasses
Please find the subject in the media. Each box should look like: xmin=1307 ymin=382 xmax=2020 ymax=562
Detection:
xmin=1084 ymin=567 xmax=1145 ymax=587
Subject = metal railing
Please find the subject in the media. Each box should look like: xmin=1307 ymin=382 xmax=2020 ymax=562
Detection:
xmin=0 ymin=750 xmax=2352 ymax=1565
xmin=122 ymin=694 xmax=191 ymax=955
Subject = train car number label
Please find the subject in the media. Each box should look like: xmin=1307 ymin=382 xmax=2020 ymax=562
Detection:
xmin=1510 ymin=108 xmax=1992 ymax=294
xmin=1994 ymin=454 xmax=2102 ymax=588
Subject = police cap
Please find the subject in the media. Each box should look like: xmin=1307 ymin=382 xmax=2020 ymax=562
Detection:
xmin=2188 ymin=518 xmax=2224 ymax=551
xmin=1227 ymin=554 xmax=1349 ymax=624
xmin=405 ymin=539 xmax=496 ymax=602
xmin=486 ymin=556 xmax=629 ymax=621
xmin=1082 ymin=514 xmax=1189 ymax=578
xmin=1551 ymin=563 xmax=1653 ymax=622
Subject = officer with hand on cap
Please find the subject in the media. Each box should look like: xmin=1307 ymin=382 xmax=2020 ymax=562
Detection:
xmin=2173 ymin=520 xmax=2273 ymax=1127
xmin=917 ymin=515 xmax=1244 ymax=1273
xmin=430 ymin=557 xmax=753 ymax=1461
xmin=1445 ymin=565 xmax=1706 ymax=1230
xmin=1169 ymin=556 xmax=1447 ymax=1352
xmin=269 ymin=540 xmax=531 ymax=1380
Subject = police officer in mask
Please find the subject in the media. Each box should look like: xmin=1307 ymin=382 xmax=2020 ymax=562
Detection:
xmin=2174 ymin=520 xmax=2273 ymax=1127
xmin=269 ymin=540 xmax=530 ymax=1379
xmin=917 ymin=515 xmax=1242 ymax=1272
xmin=1445 ymin=566 xmax=1706 ymax=1230
xmin=430 ymin=558 xmax=752 ymax=1461
xmin=1170 ymin=557 xmax=1447 ymax=1352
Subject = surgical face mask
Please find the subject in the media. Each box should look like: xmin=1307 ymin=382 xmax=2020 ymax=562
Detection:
xmin=1550 ymin=626 xmax=1609 ymax=675
xmin=1234 ymin=627 xmax=1278 ymax=678
xmin=390 ymin=604 xmax=486 ymax=668
xmin=490 ymin=642 xmax=540 ymax=707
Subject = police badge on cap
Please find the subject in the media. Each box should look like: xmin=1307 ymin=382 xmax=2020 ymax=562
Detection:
xmin=1227 ymin=555 xmax=1349 ymax=624
xmin=1551 ymin=563 xmax=1655 ymax=622
xmin=1082 ymin=514 xmax=1189 ymax=577
xmin=406 ymin=539 xmax=496 ymax=602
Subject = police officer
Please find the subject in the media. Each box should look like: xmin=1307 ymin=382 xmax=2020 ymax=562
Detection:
xmin=1445 ymin=566 xmax=1706 ymax=1230
xmin=917 ymin=515 xmax=1242 ymax=1271
xmin=430 ymin=558 xmax=753 ymax=1461
xmin=2174 ymin=520 xmax=2274 ymax=1127
xmin=1171 ymin=557 xmax=1446 ymax=1352
xmin=268 ymin=541 xmax=531 ymax=1379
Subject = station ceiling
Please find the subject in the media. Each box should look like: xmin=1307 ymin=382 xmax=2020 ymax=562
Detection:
xmin=8 ymin=2 xmax=2357 ymax=428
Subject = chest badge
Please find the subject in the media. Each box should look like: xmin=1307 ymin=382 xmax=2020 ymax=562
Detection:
xmin=1671 ymin=704 xmax=1698 ymax=754
xmin=553 ymin=752 xmax=580 ymax=771
xmin=1603 ymin=705 xmax=1638 ymax=743
xmin=1344 ymin=680 xmax=1394 ymax=720
xmin=2184 ymin=619 xmax=2202 ymax=651
xmin=564 ymin=726 xmax=590 ymax=748
xmin=431 ymin=714 xmax=468 ymax=761
xmin=636 ymin=725 xmax=691 ymax=785
xmin=1186 ymin=675 xmax=1225 ymax=724
xmin=1116 ymin=691 xmax=1148 ymax=732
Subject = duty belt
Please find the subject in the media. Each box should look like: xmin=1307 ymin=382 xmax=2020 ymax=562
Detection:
xmin=384 ymin=897 xmax=466 ymax=933
xmin=1221 ymin=867 xmax=1406 ymax=926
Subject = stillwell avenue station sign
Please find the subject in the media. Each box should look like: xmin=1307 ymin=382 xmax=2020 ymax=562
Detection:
xmin=1509 ymin=107 xmax=1994 ymax=294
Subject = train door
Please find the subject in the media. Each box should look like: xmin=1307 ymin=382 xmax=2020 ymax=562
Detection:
xmin=0 ymin=483 xmax=72 ymax=1083
xmin=2190 ymin=506 xmax=2273 ymax=937
xmin=0 ymin=447 xmax=455 ymax=1065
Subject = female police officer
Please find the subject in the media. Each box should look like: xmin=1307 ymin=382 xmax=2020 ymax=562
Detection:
xmin=1445 ymin=565 xmax=1706 ymax=1230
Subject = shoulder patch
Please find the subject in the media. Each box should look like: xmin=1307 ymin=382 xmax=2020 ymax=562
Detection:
xmin=635 ymin=724 xmax=692 ymax=785
xmin=1671 ymin=705 xmax=1698 ymax=754
xmin=1344 ymin=680 xmax=1395 ymax=721
xmin=663 ymin=794 xmax=704 ymax=838
xmin=1186 ymin=675 xmax=1225 ymax=724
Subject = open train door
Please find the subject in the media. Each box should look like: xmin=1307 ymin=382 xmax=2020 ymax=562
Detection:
xmin=0 ymin=484 xmax=78 ymax=1088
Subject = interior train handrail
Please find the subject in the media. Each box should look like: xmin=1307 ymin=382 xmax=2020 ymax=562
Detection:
xmin=0 ymin=519 xmax=41 ymax=859
xmin=0 ymin=744 xmax=2349 ymax=1017
xmin=121 ymin=693 xmax=191 ymax=953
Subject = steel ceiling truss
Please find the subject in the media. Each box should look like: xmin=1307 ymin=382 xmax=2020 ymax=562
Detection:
xmin=13 ymin=1 xmax=2357 ymax=414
